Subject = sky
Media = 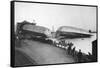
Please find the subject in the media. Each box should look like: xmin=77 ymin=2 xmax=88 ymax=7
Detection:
xmin=15 ymin=2 xmax=97 ymax=31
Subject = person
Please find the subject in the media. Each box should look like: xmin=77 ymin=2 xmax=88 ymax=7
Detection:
xmin=72 ymin=47 xmax=76 ymax=56
xmin=87 ymin=52 xmax=93 ymax=62
xmin=67 ymin=42 xmax=73 ymax=54
xmin=62 ymin=40 xmax=67 ymax=47
xmin=67 ymin=41 xmax=70 ymax=45
xmin=77 ymin=49 xmax=83 ymax=62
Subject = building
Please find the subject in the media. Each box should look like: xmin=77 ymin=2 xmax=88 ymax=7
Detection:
xmin=92 ymin=40 xmax=97 ymax=62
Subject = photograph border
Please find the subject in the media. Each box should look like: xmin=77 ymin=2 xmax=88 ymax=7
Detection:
xmin=10 ymin=1 xmax=98 ymax=67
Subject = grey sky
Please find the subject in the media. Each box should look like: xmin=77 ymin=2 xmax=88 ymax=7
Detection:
xmin=15 ymin=2 xmax=96 ymax=31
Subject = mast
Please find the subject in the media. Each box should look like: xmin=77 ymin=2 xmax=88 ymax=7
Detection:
xmin=52 ymin=26 xmax=55 ymax=38
xmin=52 ymin=26 xmax=54 ymax=32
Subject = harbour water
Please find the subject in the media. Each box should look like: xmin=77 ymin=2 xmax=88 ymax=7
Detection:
xmin=65 ymin=33 xmax=97 ymax=55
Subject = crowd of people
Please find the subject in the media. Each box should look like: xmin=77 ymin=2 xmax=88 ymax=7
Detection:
xmin=52 ymin=39 xmax=95 ymax=63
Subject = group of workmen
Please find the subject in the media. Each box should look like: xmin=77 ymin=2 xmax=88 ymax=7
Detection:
xmin=52 ymin=39 xmax=93 ymax=63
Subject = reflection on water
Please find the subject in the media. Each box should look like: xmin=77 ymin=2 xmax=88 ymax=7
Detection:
xmin=65 ymin=33 xmax=97 ymax=54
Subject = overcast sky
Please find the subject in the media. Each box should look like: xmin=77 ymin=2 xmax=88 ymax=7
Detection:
xmin=15 ymin=2 xmax=96 ymax=31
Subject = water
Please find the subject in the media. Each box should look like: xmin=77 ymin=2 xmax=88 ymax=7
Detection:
xmin=65 ymin=33 xmax=97 ymax=55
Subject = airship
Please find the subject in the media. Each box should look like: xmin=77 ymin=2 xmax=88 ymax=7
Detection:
xmin=55 ymin=26 xmax=92 ymax=39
